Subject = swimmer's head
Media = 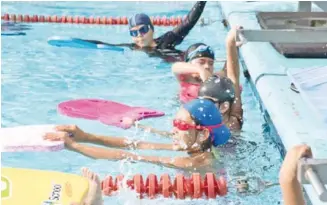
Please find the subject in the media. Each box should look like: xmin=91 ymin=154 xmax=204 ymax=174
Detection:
xmin=129 ymin=13 xmax=154 ymax=48
xmin=198 ymin=75 xmax=235 ymax=115
xmin=172 ymin=99 xmax=230 ymax=151
xmin=185 ymin=43 xmax=215 ymax=73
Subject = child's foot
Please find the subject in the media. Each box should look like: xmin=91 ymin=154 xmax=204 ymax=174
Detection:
xmin=71 ymin=167 xmax=104 ymax=205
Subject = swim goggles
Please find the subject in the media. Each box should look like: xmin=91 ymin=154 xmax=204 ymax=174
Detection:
xmin=129 ymin=25 xmax=150 ymax=37
xmin=173 ymin=119 xmax=222 ymax=132
xmin=186 ymin=45 xmax=215 ymax=62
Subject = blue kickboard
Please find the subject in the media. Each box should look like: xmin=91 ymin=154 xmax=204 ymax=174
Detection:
xmin=288 ymin=66 xmax=327 ymax=123
xmin=47 ymin=36 xmax=124 ymax=52
xmin=1 ymin=31 xmax=26 ymax=36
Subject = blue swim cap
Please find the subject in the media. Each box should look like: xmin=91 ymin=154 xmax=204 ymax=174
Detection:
xmin=183 ymin=99 xmax=231 ymax=146
xmin=129 ymin=13 xmax=154 ymax=31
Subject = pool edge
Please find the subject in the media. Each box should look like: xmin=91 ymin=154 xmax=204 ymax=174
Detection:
xmin=218 ymin=1 xmax=327 ymax=205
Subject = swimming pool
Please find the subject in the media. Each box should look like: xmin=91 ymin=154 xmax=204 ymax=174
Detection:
xmin=2 ymin=1 xmax=283 ymax=204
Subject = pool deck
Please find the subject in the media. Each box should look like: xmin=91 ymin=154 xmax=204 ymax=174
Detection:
xmin=219 ymin=1 xmax=327 ymax=205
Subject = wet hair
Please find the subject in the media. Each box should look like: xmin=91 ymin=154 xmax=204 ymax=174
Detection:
xmin=200 ymin=136 xmax=212 ymax=152
xmin=198 ymin=75 xmax=235 ymax=104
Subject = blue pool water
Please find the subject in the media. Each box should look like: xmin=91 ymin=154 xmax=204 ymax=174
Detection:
xmin=2 ymin=2 xmax=283 ymax=204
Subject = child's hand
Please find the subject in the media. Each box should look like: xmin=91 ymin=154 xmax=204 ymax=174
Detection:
xmin=43 ymin=131 xmax=76 ymax=149
xmin=122 ymin=117 xmax=136 ymax=128
xmin=236 ymin=41 xmax=243 ymax=48
xmin=172 ymin=142 xmax=182 ymax=151
xmin=199 ymin=68 xmax=212 ymax=82
xmin=279 ymin=144 xmax=313 ymax=182
xmin=226 ymin=25 xmax=244 ymax=46
xmin=47 ymin=125 xmax=88 ymax=142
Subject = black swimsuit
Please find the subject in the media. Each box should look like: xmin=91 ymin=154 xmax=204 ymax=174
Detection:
xmin=84 ymin=1 xmax=207 ymax=62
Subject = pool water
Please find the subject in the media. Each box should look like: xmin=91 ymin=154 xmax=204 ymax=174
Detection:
xmin=2 ymin=2 xmax=283 ymax=204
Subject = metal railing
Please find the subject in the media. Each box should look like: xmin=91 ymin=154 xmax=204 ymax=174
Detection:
xmin=236 ymin=29 xmax=327 ymax=43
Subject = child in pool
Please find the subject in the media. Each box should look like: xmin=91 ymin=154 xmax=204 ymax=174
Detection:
xmin=44 ymin=99 xmax=230 ymax=171
xmin=172 ymin=42 xmax=216 ymax=103
xmin=171 ymin=26 xmax=243 ymax=104
xmin=122 ymin=29 xmax=243 ymax=134
xmin=198 ymin=75 xmax=243 ymax=131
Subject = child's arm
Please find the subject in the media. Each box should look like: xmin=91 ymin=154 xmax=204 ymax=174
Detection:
xmin=138 ymin=153 xmax=211 ymax=169
xmin=71 ymin=143 xmax=199 ymax=169
xmin=48 ymin=133 xmax=203 ymax=169
xmin=171 ymin=1 xmax=207 ymax=45
xmin=225 ymin=27 xmax=243 ymax=130
xmin=226 ymin=28 xmax=241 ymax=87
xmin=135 ymin=123 xmax=173 ymax=137
xmin=138 ymin=155 xmax=197 ymax=169
xmin=87 ymin=133 xmax=179 ymax=151
xmin=44 ymin=125 xmax=177 ymax=151
xmin=279 ymin=145 xmax=312 ymax=205
xmin=171 ymin=62 xmax=211 ymax=83
xmin=121 ymin=118 xmax=173 ymax=138
xmin=172 ymin=62 xmax=200 ymax=77
xmin=70 ymin=143 xmax=136 ymax=160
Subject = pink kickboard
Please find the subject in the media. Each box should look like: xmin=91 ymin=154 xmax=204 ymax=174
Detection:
xmin=58 ymin=99 xmax=165 ymax=129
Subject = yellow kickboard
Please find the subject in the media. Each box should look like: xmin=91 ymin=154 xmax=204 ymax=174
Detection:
xmin=1 ymin=167 xmax=89 ymax=205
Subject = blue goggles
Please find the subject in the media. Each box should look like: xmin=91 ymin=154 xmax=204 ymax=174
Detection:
xmin=186 ymin=45 xmax=215 ymax=62
xmin=129 ymin=25 xmax=150 ymax=37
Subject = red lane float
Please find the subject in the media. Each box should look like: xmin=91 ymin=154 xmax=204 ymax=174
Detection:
xmin=101 ymin=173 xmax=228 ymax=199
xmin=2 ymin=13 xmax=187 ymax=26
